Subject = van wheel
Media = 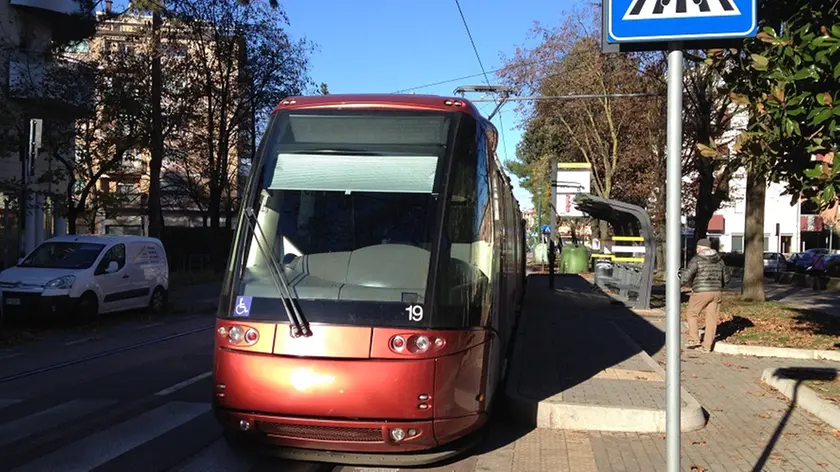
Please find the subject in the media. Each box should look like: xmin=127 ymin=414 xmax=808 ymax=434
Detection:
xmin=149 ymin=287 xmax=167 ymax=314
xmin=76 ymin=292 xmax=99 ymax=320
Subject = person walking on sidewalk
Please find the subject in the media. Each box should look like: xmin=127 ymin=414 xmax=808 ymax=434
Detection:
xmin=680 ymin=238 xmax=730 ymax=352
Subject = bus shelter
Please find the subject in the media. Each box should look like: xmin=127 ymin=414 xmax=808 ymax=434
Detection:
xmin=574 ymin=194 xmax=656 ymax=310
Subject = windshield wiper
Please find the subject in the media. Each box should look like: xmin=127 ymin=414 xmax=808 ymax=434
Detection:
xmin=243 ymin=207 xmax=312 ymax=338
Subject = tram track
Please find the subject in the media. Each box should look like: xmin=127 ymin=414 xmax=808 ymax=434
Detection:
xmin=0 ymin=324 xmax=214 ymax=384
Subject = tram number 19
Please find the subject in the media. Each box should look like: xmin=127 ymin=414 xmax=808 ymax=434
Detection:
xmin=405 ymin=305 xmax=424 ymax=322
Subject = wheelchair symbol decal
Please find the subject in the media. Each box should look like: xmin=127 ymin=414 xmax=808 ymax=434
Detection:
xmin=233 ymin=296 xmax=252 ymax=317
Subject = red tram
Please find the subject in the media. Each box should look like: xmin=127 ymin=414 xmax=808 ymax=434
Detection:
xmin=212 ymin=94 xmax=526 ymax=466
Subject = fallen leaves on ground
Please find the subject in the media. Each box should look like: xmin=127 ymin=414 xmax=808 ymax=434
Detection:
xmin=833 ymin=430 xmax=840 ymax=440
xmin=805 ymin=379 xmax=840 ymax=406
xmin=690 ymin=465 xmax=706 ymax=472
xmin=691 ymin=440 xmax=707 ymax=446
xmin=713 ymin=295 xmax=840 ymax=350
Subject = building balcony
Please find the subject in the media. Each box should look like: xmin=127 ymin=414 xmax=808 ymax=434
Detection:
xmin=7 ymin=53 xmax=94 ymax=111
xmin=10 ymin=1 xmax=97 ymax=44
xmin=9 ymin=0 xmax=88 ymax=15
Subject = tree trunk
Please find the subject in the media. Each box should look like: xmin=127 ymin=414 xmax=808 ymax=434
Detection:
xmin=742 ymin=168 xmax=766 ymax=301
xmin=147 ymin=10 xmax=164 ymax=238
xmin=67 ymin=208 xmax=78 ymax=234
xmin=599 ymin=220 xmax=609 ymax=242
xmin=693 ymin=159 xmax=714 ymax=243
xmin=208 ymin=182 xmax=221 ymax=228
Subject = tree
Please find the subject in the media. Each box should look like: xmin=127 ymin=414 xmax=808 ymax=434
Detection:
xmin=682 ymin=55 xmax=744 ymax=243
xmin=129 ymin=0 xmax=166 ymax=237
xmin=710 ymin=0 xmax=840 ymax=300
xmin=166 ymin=0 xmax=313 ymax=229
xmin=498 ymin=6 xmax=661 ymax=239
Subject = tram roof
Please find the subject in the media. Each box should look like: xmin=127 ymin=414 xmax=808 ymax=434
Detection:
xmin=272 ymin=93 xmax=485 ymax=118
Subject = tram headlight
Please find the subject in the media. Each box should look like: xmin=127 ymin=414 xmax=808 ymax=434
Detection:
xmin=413 ymin=335 xmax=430 ymax=353
xmin=390 ymin=428 xmax=406 ymax=442
xmin=228 ymin=326 xmax=244 ymax=344
xmin=220 ymin=324 xmax=260 ymax=346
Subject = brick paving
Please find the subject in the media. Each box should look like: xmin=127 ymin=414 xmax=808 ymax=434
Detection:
xmin=351 ymin=276 xmax=840 ymax=471
xmin=511 ymin=275 xmax=686 ymax=410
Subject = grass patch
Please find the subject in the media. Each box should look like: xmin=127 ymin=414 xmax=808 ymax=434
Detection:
xmin=804 ymin=378 xmax=840 ymax=406
xmin=169 ymin=270 xmax=222 ymax=288
xmin=707 ymin=294 xmax=840 ymax=350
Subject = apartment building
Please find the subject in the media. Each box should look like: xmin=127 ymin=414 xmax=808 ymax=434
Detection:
xmin=0 ymin=0 xmax=95 ymax=259
xmin=686 ymin=105 xmax=827 ymax=255
xmin=65 ymin=5 xmax=248 ymax=235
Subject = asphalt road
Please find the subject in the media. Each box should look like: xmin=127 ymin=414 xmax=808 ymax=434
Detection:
xmin=0 ymin=314 xmax=334 ymax=472
xmin=0 ymin=313 xmax=499 ymax=472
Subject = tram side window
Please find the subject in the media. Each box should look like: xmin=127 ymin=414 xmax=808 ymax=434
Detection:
xmin=437 ymin=117 xmax=494 ymax=327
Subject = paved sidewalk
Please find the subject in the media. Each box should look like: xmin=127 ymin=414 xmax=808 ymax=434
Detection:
xmin=506 ymin=275 xmax=704 ymax=433
xmin=764 ymin=283 xmax=840 ymax=317
xmin=612 ymin=310 xmax=840 ymax=471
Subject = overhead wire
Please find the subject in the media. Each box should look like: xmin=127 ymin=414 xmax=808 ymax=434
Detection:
xmin=452 ymin=0 xmax=509 ymax=162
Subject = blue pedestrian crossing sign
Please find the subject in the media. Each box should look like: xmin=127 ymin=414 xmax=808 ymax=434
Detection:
xmin=606 ymin=0 xmax=758 ymax=44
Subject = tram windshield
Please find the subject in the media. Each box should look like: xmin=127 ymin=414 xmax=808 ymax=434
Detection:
xmin=225 ymin=109 xmax=487 ymax=327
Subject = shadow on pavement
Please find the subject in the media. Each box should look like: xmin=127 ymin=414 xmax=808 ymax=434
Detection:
xmin=507 ymin=274 xmax=670 ymax=425
xmin=716 ymin=315 xmax=755 ymax=342
xmin=754 ymin=367 xmax=838 ymax=472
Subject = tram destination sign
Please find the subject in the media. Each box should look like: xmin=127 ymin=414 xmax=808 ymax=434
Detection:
xmin=601 ymin=0 xmax=758 ymax=52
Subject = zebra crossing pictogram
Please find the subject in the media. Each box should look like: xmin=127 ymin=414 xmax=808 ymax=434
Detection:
xmin=622 ymin=0 xmax=742 ymax=21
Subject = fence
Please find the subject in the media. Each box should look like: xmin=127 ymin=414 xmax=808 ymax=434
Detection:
xmin=159 ymin=226 xmax=234 ymax=273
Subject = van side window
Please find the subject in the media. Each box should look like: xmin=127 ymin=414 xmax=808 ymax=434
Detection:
xmin=97 ymin=244 xmax=126 ymax=274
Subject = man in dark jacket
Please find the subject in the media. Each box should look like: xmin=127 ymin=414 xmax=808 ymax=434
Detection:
xmin=680 ymin=238 xmax=730 ymax=352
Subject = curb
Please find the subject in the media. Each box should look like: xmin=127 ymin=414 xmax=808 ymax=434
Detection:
xmin=714 ymin=342 xmax=840 ymax=362
xmin=503 ymin=317 xmax=707 ymax=433
xmin=761 ymin=367 xmax=840 ymax=429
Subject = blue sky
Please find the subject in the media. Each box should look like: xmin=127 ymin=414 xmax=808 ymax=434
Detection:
xmin=281 ymin=0 xmax=576 ymax=210
xmin=111 ymin=0 xmax=576 ymax=209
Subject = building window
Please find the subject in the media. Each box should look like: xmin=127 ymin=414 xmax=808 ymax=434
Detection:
xmin=731 ymin=235 xmax=744 ymax=253
xmin=764 ymin=236 xmax=770 ymax=252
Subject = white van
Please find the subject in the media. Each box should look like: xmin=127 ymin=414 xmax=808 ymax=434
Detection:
xmin=0 ymin=235 xmax=169 ymax=319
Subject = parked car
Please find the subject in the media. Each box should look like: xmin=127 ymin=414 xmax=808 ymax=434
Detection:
xmin=823 ymin=254 xmax=840 ymax=277
xmin=786 ymin=253 xmax=801 ymax=271
xmin=793 ymin=248 xmax=830 ymax=273
xmin=763 ymin=252 xmax=787 ymax=274
xmin=0 ymin=235 xmax=169 ymax=320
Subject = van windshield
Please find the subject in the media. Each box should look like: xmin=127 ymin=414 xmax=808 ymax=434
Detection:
xmin=19 ymin=242 xmax=106 ymax=269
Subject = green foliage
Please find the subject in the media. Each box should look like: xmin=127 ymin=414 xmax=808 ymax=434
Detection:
xmin=711 ymin=0 xmax=840 ymax=210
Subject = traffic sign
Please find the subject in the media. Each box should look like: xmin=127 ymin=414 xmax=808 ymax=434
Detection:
xmin=541 ymin=224 xmax=552 ymax=235
xmin=606 ymin=0 xmax=758 ymax=45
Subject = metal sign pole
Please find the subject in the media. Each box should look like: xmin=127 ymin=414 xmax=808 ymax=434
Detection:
xmin=665 ymin=45 xmax=684 ymax=472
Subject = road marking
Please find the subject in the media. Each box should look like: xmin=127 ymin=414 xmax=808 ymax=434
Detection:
xmin=11 ymin=402 xmax=209 ymax=472
xmin=0 ymin=325 xmax=213 ymax=384
xmin=0 ymin=399 xmax=21 ymax=409
xmin=64 ymin=337 xmax=97 ymax=346
xmin=154 ymin=371 xmax=213 ymax=396
xmin=171 ymin=437 xmax=258 ymax=472
xmin=136 ymin=321 xmax=165 ymax=330
xmin=0 ymin=399 xmax=116 ymax=446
